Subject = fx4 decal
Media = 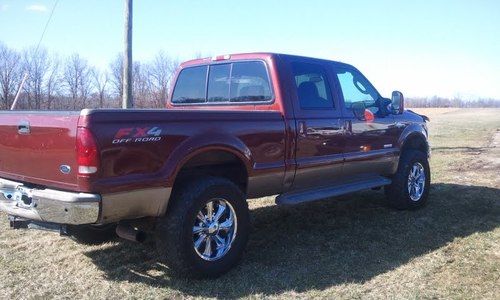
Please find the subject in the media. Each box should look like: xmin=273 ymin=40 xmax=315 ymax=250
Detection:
xmin=112 ymin=127 xmax=162 ymax=144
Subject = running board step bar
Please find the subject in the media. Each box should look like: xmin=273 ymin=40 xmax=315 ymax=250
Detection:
xmin=276 ymin=177 xmax=391 ymax=206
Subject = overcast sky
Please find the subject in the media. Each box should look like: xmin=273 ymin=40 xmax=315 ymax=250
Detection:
xmin=1 ymin=0 xmax=499 ymax=99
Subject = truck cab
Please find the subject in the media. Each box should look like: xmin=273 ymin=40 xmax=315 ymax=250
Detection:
xmin=166 ymin=53 xmax=428 ymax=199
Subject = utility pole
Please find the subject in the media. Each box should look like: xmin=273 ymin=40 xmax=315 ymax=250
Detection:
xmin=122 ymin=0 xmax=133 ymax=108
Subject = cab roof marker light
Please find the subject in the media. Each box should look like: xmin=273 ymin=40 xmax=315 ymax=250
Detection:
xmin=211 ymin=55 xmax=231 ymax=61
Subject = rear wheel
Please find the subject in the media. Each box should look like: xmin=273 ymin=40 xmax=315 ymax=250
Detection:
xmin=385 ymin=149 xmax=430 ymax=209
xmin=155 ymin=177 xmax=250 ymax=278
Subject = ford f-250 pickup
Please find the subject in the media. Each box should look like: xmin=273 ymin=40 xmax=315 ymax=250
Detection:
xmin=0 ymin=53 xmax=430 ymax=278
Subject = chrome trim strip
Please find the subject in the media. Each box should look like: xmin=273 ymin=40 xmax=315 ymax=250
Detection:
xmin=343 ymin=148 xmax=398 ymax=162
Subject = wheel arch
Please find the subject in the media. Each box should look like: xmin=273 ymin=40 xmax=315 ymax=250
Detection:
xmin=160 ymin=145 xmax=250 ymax=218
xmin=172 ymin=147 xmax=250 ymax=192
xmin=400 ymin=132 xmax=429 ymax=156
xmin=398 ymin=124 xmax=429 ymax=157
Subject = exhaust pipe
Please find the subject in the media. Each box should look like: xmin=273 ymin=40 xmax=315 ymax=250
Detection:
xmin=116 ymin=223 xmax=147 ymax=243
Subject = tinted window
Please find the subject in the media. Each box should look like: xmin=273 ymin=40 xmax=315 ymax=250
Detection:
xmin=336 ymin=69 xmax=378 ymax=109
xmin=207 ymin=64 xmax=231 ymax=102
xmin=230 ymin=62 xmax=272 ymax=102
xmin=171 ymin=61 xmax=273 ymax=105
xmin=171 ymin=66 xmax=207 ymax=103
xmin=291 ymin=62 xmax=334 ymax=109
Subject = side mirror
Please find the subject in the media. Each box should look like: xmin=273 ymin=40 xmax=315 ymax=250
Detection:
xmin=352 ymin=102 xmax=366 ymax=120
xmin=391 ymin=91 xmax=404 ymax=114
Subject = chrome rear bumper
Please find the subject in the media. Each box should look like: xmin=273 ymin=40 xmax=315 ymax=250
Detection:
xmin=0 ymin=178 xmax=100 ymax=225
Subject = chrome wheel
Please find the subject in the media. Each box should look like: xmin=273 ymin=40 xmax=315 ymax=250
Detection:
xmin=193 ymin=198 xmax=237 ymax=261
xmin=408 ymin=162 xmax=426 ymax=201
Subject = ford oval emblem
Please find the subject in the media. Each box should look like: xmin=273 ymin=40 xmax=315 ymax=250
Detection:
xmin=60 ymin=165 xmax=71 ymax=174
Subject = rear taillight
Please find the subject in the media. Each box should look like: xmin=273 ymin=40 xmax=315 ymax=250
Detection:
xmin=76 ymin=127 xmax=99 ymax=175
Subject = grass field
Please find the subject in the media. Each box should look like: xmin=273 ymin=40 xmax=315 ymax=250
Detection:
xmin=1 ymin=108 xmax=499 ymax=299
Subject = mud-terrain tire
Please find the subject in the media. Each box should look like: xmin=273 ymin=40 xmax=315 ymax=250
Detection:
xmin=155 ymin=177 xmax=250 ymax=278
xmin=385 ymin=149 xmax=430 ymax=210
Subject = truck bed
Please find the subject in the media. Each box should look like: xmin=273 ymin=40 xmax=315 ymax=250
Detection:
xmin=0 ymin=109 xmax=287 ymax=196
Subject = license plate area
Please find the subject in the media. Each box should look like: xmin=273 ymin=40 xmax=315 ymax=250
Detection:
xmin=13 ymin=186 xmax=34 ymax=209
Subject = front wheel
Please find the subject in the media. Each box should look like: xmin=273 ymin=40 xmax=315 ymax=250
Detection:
xmin=385 ymin=149 xmax=431 ymax=209
xmin=155 ymin=177 xmax=250 ymax=278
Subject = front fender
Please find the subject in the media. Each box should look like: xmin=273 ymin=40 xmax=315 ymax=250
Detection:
xmin=397 ymin=123 xmax=429 ymax=156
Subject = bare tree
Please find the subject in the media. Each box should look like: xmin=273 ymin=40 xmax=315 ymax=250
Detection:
xmin=45 ymin=55 xmax=61 ymax=109
xmin=1 ymin=46 xmax=183 ymax=110
xmin=91 ymin=68 xmax=109 ymax=108
xmin=109 ymin=54 xmax=123 ymax=100
xmin=0 ymin=43 xmax=22 ymax=109
xmin=132 ymin=61 xmax=149 ymax=107
xmin=148 ymin=51 xmax=178 ymax=107
xmin=22 ymin=47 xmax=51 ymax=109
xmin=63 ymin=54 xmax=91 ymax=109
xmin=78 ymin=67 xmax=92 ymax=108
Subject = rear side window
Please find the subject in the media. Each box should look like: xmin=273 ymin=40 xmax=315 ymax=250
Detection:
xmin=172 ymin=61 xmax=273 ymax=105
xmin=172 ymin=66 xmax=207 ymax=104
xmin=291 ymin=62 xmax=334 ymax=109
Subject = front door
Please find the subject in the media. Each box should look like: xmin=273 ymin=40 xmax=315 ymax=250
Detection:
xmin=332 ymin=65 xmax=399 ymax=178
xmin=287 ymin=59 xmax=345 ymax=190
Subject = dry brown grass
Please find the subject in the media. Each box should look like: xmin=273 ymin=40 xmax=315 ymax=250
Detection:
xmin=1 ymin=108 xmax=499 ymax=299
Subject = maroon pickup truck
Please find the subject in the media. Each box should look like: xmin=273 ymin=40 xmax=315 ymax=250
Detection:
xmin=0 ymin=53 xmax=430 ymax=278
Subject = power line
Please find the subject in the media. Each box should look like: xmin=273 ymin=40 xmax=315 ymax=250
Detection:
xmin=11 ymin=0 xmax=60 ymax=110
xmin=34 ymin=0 xmax=60 ymax=54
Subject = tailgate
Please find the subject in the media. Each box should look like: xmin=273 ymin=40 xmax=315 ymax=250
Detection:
xmin=0 ymin=111 xmax=81 ymax=191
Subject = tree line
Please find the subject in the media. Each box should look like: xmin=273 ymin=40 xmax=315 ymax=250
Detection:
xmin=405 ymin=96 xmax=500 ymax=108
xmin=1 ymin=42 xmax=499 ymax=110
xmin=0 ymin=42 xmax=179 ymax=110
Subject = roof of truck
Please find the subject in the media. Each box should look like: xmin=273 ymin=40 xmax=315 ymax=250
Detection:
xmin=180 ymin=52 xmax=350 ymax=68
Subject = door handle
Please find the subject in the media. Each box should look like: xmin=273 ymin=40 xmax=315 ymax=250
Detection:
xmin=298 ymin=121 xmax=306 ymax=137
xmin=18 ymin=121 xmax=30 ymax=135
xmin=343 ymin=120 xmax=352 ymax=135
xmin=308 ymin=126 xmax=342 ymax=136
xmin=299 ymin=121 xmax=347 ymax=137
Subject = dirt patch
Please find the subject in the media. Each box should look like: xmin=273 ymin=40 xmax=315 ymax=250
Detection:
xmin=449 ymin=130 xmax=500 ymax=186
xmin=486 ymin=131 xmax=500 ymax=170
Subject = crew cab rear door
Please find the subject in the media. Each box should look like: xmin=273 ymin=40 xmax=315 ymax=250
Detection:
xmin=285 ymin=58 xmax=345 ymax=190
xmin=331 ymin=64 xmax=398 ymax=177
